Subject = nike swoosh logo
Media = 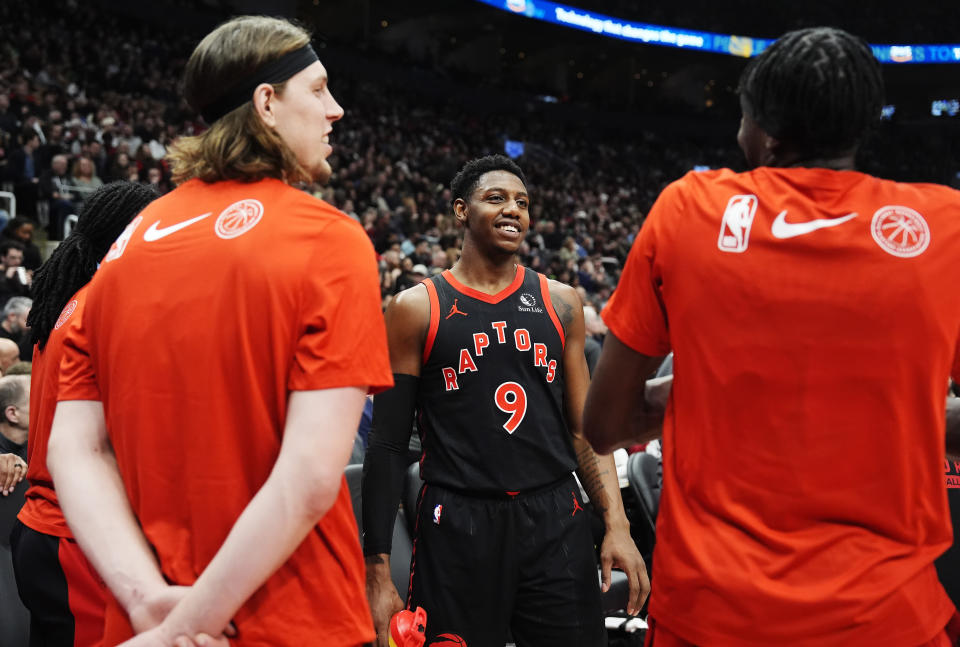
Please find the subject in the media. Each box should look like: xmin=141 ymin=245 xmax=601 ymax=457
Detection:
xmin=770 ymin=210 xmax=858 ymax=239
xmin=143 ymin=213 xmax=212 ymax=242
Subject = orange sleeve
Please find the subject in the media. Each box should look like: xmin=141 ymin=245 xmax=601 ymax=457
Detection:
xmin=601 ymin=182 xmax=677 ymax=357
xmin=287 ymin=217 xmax=394 ymax=394
xmin=57 ymin=308 xmax=101 ymax=401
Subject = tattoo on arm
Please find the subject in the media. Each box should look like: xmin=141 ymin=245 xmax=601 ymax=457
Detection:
xmin=575 ymin=442 xmax=609 ymax=516
xmin=364 ymin=554 xmax=385 ymax=565
xmin=552 ymin=290 xmax=575 ymax=330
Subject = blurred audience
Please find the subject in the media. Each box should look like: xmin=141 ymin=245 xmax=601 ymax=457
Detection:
xmin=0 ymin=0 xmax=956 ymax=326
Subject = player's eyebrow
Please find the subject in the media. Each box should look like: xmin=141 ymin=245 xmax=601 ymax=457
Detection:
xmin=482 ymin=186 xmax=529 ymax=197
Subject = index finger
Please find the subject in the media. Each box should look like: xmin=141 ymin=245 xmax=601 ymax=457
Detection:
xmin=630 ymin=562 xmax=651 ymax=616
xmin=626 ymin=566 xmax=642 ymax=615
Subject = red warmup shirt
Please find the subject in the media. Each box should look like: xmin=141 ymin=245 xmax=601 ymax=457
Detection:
xmin=603 ymin=167 xmax=960 ymax=647
xmin=58 ymin=178 xmax=393 ymax=646
xmin=19 ymin=285 xmax=89 ymax=537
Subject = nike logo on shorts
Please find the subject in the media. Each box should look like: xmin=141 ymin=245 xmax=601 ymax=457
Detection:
xmin=143 ymin=212 xmax=213 ymax=242
xmin=771 ymin=211 xmax=858 ymax=239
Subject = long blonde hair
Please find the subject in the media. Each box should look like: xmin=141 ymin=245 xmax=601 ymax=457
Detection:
xmin=167 ymin=16 xmax=312 ymax=185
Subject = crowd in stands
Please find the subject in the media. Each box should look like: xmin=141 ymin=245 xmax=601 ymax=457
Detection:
xmin=1 ymin=0 xmax=958 ymax=318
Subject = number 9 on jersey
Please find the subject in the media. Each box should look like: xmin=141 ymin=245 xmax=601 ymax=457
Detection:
xmin=495 ymin=381 xmax=527 ymax=434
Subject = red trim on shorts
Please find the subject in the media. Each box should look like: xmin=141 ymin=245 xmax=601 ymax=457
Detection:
xmin=406 ymin=484 xmax=428 ymax=608
xmin=441 ymin=266 xmax=526 ymax=304
xmin=58 ymin=537 xmax=106 ymax=647
xmin=422 ymin=281 xmax=441 ymax=364
xmin=538 ymin=273 xmax=565 ymax=348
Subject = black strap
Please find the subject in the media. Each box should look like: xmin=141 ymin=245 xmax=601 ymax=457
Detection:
xmin=199 ymin=44 xmax=319 ymax=124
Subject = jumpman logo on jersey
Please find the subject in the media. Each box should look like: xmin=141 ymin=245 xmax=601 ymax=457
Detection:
xmin=570 ymin=491 xmax=583 ymax=517
xmin=445 ymin=298 xmax=468 ymax=319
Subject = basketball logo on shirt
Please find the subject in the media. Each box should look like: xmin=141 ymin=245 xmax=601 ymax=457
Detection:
xmin=870 ymin=206 xmax=930 ymax=258
xmin=104 ymin=215 xmax=143 ymax=262
xmin=717 ymin=194 xmax=757 ymax=253
xmin=215 ymin=199 xmax=264 ymax=240
xmin=54 ymin=299 xmax=79 ymax=330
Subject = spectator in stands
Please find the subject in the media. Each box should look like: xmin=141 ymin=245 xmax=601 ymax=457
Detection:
xmin=69 ymin=156 xmax=103 ymax=196
xmin=1 ymin=217 xmax=42 ymax=271
xmin=36 ymin=122 xmax=66 ymax=172
xmin=6 ymin=128 xmax=40 ymax=217
xmin=145 ymin=165 xmax=171 ymax=195
xmin=38 ymin=154 xmax=76 ymax=239
xmin=0 ymin=375 xmax=29 ymax=497
xmin=0 ymin=295 xmax=30 ymax=348
xmin=0 ymin=93 xmax=17 ymax=135
xmin=585 ymin=27 xmax=960 ymax=647
xmin=4 ymin=361 xmax=30 ymax=375
xmin=0 ymin=339 xmax=20 ymax=374
xmin=87 ymin=140 xmax=108 ymax=179
xmin=0 ymin=242 xmax=31 ymax=304
xmin=105 ymin=150 xmax=133 ymax=182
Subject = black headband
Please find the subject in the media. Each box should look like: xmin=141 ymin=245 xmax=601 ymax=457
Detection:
xmin=199 ymin=44 xmax=319 ymax=124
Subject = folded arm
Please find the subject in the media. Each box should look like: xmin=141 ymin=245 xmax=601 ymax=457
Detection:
xmin=51 ymin=387 xmax=368 ymax=642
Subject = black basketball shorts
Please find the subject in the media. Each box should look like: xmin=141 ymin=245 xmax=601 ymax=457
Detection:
xmin=406 ymin=475 xmax=606 ymax=647
xmin=10 ymin=520 xmax=107 ymax=647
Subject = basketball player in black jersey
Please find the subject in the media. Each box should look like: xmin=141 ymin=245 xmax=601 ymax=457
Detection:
xmin=362 ymin=155 xmax=650 ymax=647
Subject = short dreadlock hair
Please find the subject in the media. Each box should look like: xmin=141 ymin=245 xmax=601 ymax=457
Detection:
xmin=28 ymin=181 xmax=158 ymax=350
xmin=739 ymin=27 xmax=884 ymax=160
xmin=450 ymin=154 xmax=528 ymax=204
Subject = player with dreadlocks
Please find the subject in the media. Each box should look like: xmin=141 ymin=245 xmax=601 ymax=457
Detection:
xmin=11 ymin=181 xmax=158 ymax=647
xmin=585 ymin=27 xmax=960 ymax=646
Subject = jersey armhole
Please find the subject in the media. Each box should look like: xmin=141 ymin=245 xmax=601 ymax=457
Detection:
xmin=538 ymin=273 xmax=566 ymax=348
xmin=422 ymin=279 xmax=441 ymax=364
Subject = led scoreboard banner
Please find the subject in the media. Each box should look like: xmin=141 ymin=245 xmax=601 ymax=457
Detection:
xmin=474 ymin=0 xmax=960 ymax=63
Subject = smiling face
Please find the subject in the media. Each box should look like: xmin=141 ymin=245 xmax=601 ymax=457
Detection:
xmin=267 ymin=60 xmax=344 ymax=184
xmin=454 ymin=170 xmax=530 ymax=257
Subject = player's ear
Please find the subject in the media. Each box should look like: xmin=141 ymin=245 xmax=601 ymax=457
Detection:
xmin=453 ymin=198 xmax=468 ymax=226
xmin=763 ymin=134 xmax=784 ymax=166
xmin=252 ymin=83 xmax=278 ymax=128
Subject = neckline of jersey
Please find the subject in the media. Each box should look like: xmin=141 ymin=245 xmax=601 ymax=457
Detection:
xmin=758 ymin=166 xmax=870 ymax=189
xmin=441 ymin=266 xmax=526 ymax=304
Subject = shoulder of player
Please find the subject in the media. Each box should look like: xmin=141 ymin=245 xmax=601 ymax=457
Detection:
xmin=891 ymin=178 xmax=960 ymax=206
xmin=385 ymin=282 xmax=431 ymax=343
xmin=277 ymin=184 xmax=357 ymax=223
xmin=384 ymin=284 xmax=430 ymax=354
xmin=544 ymin=278 xmax=581 ymax=328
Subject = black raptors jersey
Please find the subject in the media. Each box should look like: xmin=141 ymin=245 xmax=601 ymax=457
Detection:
xmin=417 ymin=266 xmax=577 ymax=492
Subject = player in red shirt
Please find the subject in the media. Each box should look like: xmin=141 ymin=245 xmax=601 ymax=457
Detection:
xmin=45 ymin=16 xmax=392 ymax=647
xmin=585 ymin=27 xmax=960 ymax=647
xmin=11 ymin=181 xmax=158 ymax=647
